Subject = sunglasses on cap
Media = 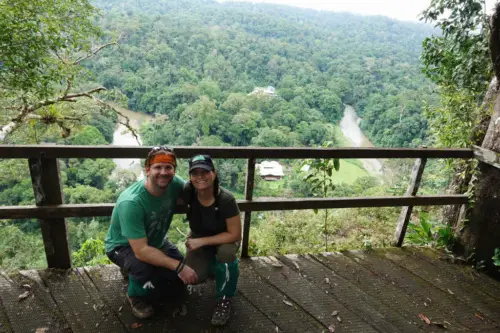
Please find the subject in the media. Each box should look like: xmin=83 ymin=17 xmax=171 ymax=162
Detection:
xmin=150 ymin=146 xmax=173 ymax=153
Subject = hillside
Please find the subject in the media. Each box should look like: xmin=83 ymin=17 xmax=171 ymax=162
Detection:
xmin=89 ymin=0 xmax=435 ymax=147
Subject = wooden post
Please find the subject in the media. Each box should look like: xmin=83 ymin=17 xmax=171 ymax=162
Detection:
xmin=241 ymin=157 xmax=256 ymax=257
xmin=28 ymin=157 xmax=71 ymax=269
xmin=394 ymin=158 xmax=427 ymax=247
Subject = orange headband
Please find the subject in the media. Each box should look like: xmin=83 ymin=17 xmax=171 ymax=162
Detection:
xmin=148 ymin=154 xmax=176 ymax=167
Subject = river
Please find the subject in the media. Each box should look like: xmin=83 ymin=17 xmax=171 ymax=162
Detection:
xmin=111 ymin=105 xmax=152 ymax=179
xmin=339 ymin=105 xmax=383 ymax=175
xmin=111 ymin=104 xmax=382 ymax=177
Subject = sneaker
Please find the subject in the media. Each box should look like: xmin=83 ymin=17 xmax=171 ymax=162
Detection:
xmin=211 ymin=296 xmax=232 ymax=326
xmin=126 ymin=294 xmax=154 ymax=319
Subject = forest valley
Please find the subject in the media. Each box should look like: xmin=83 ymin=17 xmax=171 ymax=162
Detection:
xmin=1 ymin=0 xmax=499 ymax=273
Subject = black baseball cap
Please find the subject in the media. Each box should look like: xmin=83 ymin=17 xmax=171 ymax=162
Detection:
xmin=189 ymin=155 xmax=215 ymax=172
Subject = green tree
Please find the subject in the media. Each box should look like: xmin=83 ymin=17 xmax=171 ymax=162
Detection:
xmin=421 ymin=0 xmax=491 ymax=94
xmin=86 ymin=108 xmax=118 ymax=143
xmin=420 ymin=0 xmax=492 ymax=147
xmin=220 ymin=93 xmax=249 ymax=115
xmin=65 ymin=185 xmax=114 ymax=204
xmin=72 ymin=238 xmax=110 ymax=266
xmin=226 ymin=111 xmax=262 ymax=146
xmin=180 ymin=96 xmax=219 ymax=137
xmin=70 ymin=125 xmax=107 ymax=145
xmin=250 ymin=127 xmax=297 ymax=147
xmin=317 ymin=91 xmax=343 ymax=123
xmin=65 ymin=158 xmax=116 ymax=189
xmin=0 ymin=224 xmax=46 ymax=270
xmin=199 ymin=79 xmax=222 ymax=102
xmin=0 ymin=0 xmax=117 ymax=139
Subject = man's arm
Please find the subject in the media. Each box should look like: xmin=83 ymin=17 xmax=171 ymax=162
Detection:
xmin=185 ymin=215 xmax=241 ymax=250
xmin=128 ymin=237 xmax=179 ymax=269
xmin=129 ymin=237 xmax=198 ymax=284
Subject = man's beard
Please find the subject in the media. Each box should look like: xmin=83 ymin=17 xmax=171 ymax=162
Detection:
xmin=154 ymin=175 xmax=172 ymax=189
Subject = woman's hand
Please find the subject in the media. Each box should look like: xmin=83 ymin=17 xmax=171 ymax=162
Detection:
xmin=178 ymin=264 xmax=198 ymax=285
xmin=185 ymin=237 xmax=205 ymax=251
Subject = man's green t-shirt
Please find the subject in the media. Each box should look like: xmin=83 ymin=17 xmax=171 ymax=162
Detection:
xmin=105 ymin=175 xmax=185 ymax=252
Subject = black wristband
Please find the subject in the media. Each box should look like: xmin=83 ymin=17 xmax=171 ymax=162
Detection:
xmin=175 ymin=260 xmax=185 ymax=274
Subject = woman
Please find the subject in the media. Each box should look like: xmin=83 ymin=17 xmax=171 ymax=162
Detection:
xmin=183 ymin=154 xmax=241 ymax=326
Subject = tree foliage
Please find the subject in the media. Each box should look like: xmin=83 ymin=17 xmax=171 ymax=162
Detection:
xmin=72 ymin=238 xmax=110 ymax=266
xmin=420 ymin=0 xmax=493 ymax=147
xmin=421 ymin=0 xmax=491 ymax=94
xmin=0 ymin=0 xmax=121 ymax=139
xmin=88 ymin=0 xmax=434 ymax=148
xmin=0 ymin=0 xmax=101 ymax=98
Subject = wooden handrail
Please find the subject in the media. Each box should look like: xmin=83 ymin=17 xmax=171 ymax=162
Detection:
xmin=0 ymin=195 xmax=468 ymax=219
xmin=0 ymin=145 xmax=473 ymax=159
xmin=472 ymin=145 xmax=500 ymax=169
xmin=0 ymin=144 xmax=476 ymax=268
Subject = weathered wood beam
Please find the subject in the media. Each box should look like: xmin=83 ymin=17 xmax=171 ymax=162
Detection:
xmin=238 ymin=195 xmax=467 ymax=211
xmin=28 ymin=157 xmax=71 ymax=269
xmin=394 ymin=158 xmax=427 ymax=247
xmin=241 ymin=158 xmax=256 ymax=258
xmin=472 ymin=145 xmax=500 ymax=169
xmin=0 ymin=195 xmax=468 ymax=219
xmin=0 ymin=145 xmax=474 ymax=159
xmin=0 ymin=203 xmax=115 ymax=219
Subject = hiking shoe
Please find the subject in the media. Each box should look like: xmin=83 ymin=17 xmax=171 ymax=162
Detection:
xmin=211 ymin=296 xmax=232 ymax=326
xmin=126 ymin=294 xmax=154 ymax=319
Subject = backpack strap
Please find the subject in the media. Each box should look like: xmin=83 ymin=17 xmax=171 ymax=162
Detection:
xmin=214 ymin=187 xmax=221 ymax=220
xmin=185 ymin=181 xmax=195 ymax=221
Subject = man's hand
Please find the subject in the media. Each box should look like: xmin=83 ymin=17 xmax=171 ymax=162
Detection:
xmin=185 ymin=237 xmax=205 ymax=251
xmin=178 ymin=264 xmax=197 ymax=285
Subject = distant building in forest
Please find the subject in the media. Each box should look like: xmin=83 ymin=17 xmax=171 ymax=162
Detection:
xmin=249 ymin=86 xmax=276 ymax=97
xmin=257 ymin=160 xmax=284 ymax=181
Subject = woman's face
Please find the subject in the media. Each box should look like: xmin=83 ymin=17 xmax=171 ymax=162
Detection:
xmin=190 ymin=168 xmax=216 ymax=191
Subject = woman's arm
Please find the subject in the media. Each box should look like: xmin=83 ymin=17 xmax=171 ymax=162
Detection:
xmin=185 ymin=214 xmax=241 ymax=250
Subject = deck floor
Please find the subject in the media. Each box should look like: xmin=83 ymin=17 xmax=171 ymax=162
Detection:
xmin=1 ymin=247 xmax=500 ymax=333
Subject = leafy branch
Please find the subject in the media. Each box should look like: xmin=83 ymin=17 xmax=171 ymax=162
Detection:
xmin=0 ymin=0 xmax=133 ymax=141
xmin=0 ymin=40 xmax=137 ymax=141
xmin=302 ymin=141 xmax=340 ymax=251
xmin=493 ymin=248 xmax=500 ymax=268
xmin=74 ymin=41 xmax=118 ymax=65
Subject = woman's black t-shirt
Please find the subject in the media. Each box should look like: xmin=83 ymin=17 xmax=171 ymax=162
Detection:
xmin=182 ymin=183 xmax=240 ymax=236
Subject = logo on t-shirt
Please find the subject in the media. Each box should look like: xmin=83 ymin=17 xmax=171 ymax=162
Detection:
xmin=147 ymin=203 xmax=173 ymax=239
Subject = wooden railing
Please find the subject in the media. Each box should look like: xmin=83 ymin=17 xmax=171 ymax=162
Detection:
xmin=0 ymin=145 xmax=476 ymax=269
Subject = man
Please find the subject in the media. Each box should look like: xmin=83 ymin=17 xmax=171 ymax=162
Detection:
xmin=105 ymin=146 xmax=197 ymax=319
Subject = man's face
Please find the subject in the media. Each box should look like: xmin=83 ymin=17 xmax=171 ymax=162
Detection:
xmin=146 ymin=162 xmax=176 ymax=189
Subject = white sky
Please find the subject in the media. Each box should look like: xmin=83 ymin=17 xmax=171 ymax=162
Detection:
xmin=217 ymin=0 xmax=498 ymax=22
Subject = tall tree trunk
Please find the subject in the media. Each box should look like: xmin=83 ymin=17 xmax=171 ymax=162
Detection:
xmin=452 ymin=5 xmax=500 ymax=277
xmin=457 ymin=85 xmax=500 ymax=277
